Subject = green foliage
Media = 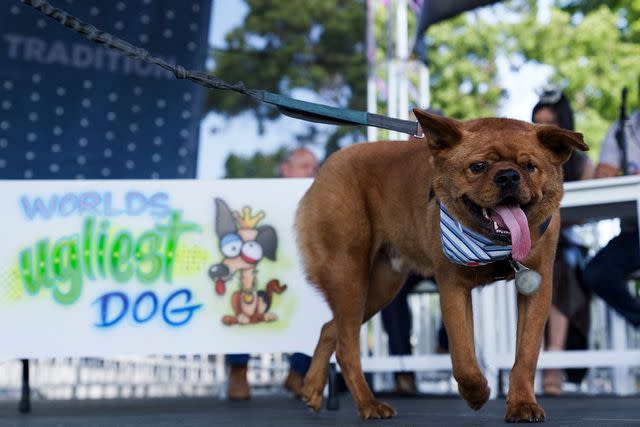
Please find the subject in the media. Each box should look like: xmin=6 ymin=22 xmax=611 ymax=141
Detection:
xmin=211 ymin=0 xmax=640 ymax=171
xmin=506 ymin=1 xmax=640 ymax=155
xmin=223 ymin=147 xmax=288 ymax=178
xmin=209 ymin=0 xmax=366 ymax=140
xmin=560 ymin=0 xmax=640 ymax=42
xmin=424 ymin=14 xmax=505 ymax=119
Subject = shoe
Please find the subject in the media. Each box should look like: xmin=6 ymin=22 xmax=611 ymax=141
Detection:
xmin=227 ymin=365 xmax=250 ymax=400
xmin=283 ymin=369 xmax=304 ymax=398
xmin=542 ymin=368 xmax=563 ymax=396
xmin=394 ymin=373 xmax=417 ymax=395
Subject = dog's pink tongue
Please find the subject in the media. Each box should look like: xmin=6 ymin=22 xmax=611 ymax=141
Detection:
xmin=490 ymin=206 xmax=531 ymax=261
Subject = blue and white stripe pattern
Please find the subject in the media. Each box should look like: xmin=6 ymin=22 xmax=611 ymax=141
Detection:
xmin=439 ymin=203 xmax=512 ymax=266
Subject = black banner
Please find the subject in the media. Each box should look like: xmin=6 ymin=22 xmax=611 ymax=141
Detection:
xmin=0 ymin=0 xmax=212 ymax=179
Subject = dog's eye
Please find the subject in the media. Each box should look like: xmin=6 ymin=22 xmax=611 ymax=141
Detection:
xmin=469 ymin=161 xmax=488 ymax=174
xmin=526 ymin=162 xmax=536 ymax=172
xmin=220 ymin=233 xmax=242 ymax=258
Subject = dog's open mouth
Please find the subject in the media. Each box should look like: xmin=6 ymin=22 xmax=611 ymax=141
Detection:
xmin=463 ymin=195 xmax=532 ymax=261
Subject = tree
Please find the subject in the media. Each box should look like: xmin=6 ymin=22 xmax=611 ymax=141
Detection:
xmin=211 ymin=0 xmax=640 ymax=172
xmin=224 ymin=147 xmax=288 ymax=178
xmin=417 ymin=13 xmax=506 ymax=119
xmin=208 ymin=0 xmax=367 ymax=169
xmin=364 ymin=3 xmax=507 ymax=145
xmin=504 ymin=1 xmax=640 ymax=154
xmin=560 ymin=0 xmax=640 ymax=43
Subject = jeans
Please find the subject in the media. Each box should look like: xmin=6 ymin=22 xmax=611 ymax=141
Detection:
xmin=582 ymin=230 xmax=640 ymax=327
xmin=381 ymin=276 xmax=413 ymax=356
xmin=226 ymin=353 xmax=250 ymax=367
xmin=289 ymin=352 xmax=311 ymax=375
xmin=226 ymin=353 xmax=311 ymax=375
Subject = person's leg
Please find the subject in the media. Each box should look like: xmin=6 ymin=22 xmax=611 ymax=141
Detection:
xmin=583 ymin=231 xmax=640 ymax=327
xmin=543 ymin=305 xmax=568 ymax=395
xmin=226 ymin=354 xmax=250 ymax=366
xmin=381 ymin=278 xmax=415 ymax=394
xmin=226 ymin=354 xmax=250 ymax=400
xmin=437 ymin=323 xmax=449 ymax=352
xmin=284 ymin=353 xmax=311 ymax=397
xmin=380 ymin=280 xmax=412 ymax=355
xmin=290 ymin=352 xmax=312 ymax=374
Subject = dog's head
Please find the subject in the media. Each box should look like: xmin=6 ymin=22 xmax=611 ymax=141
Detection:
xmin=209 ymin=198 xmax=278 ymax=295
xmin=414 ymin=108 xmax=588 ymax=261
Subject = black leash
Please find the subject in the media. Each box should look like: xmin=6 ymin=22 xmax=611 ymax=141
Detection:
xmin=21 ymin=0 xmax=422 ymax=137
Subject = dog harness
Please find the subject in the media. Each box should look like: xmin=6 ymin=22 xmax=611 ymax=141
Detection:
xmin=439 ymin=203 xmax=512 ymax=266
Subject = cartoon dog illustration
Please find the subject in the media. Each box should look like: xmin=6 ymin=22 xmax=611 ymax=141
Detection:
xmin=209 ymin=198 xmax=287 ymax=325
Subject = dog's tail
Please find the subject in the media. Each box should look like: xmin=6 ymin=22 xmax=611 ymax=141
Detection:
xmin=259 ymin=280 xmax=287 ymax=311
xmin=266 ymin=279 xmax=287 ymax=299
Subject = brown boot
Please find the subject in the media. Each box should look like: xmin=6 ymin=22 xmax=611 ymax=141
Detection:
xmin=542 ymin=368 xmax=563 ymax=396
xmin=283 ymin=369 xmax=304 ymax=398
xmin=395 ymin=373 xmax=417 ymax=395
xmin=227 ymin=365 xmax=250 ymax=400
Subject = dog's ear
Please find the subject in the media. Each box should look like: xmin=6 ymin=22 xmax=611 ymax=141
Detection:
xmin=536 ymin=125 xmax=589 ymax=164
xmin=256 ymin=225 xmax=277 ymax=261
xmin=215 ymin=198 xmax=237 ymax=237
xmin=413 ymin=108 xmax=463 ymax=153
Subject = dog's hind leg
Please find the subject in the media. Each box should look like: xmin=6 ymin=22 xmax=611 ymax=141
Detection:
xmin=302 ymin=257 xmax=407 ymax=416
xmin=334 ymin=286 xmax=396 ymax=419
xmin=302 ymin=319 xmax=336 ymax=411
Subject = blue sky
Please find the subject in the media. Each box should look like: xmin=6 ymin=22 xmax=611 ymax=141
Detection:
xmin=197 ymin=0 xmax=553 ymax=179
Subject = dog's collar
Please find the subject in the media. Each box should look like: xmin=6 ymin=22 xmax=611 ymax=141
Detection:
xmin=438 ymin=202 xmax=551 ymax=267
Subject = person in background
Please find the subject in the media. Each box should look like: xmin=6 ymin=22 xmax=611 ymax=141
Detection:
xmin=531 ymin=86 xmax=594 ymax=395
xmin=226 ymin=147 xmax=319 ymax=400
xmin=581 ymin=104 xmax=640 ymax=331
xmin=379 ymin=272 xmax=420 ymax=394
xmin=279 ymin=147 xmax=319 ymax=178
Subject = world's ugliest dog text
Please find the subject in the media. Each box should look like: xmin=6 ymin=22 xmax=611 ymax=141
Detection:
xmin=16 ymin=191 xmax=203 ymax=328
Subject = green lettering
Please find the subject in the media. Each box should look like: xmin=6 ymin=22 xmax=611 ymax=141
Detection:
xmin=97 ymin=219 xmax=109 ymax=278
xmin=110 ymin=231 xmax=134 ymax=282
xmin=82 ymin=216 xmax=95 ymax=280
xmin=155 ymin=210 xmax=200 ymax=283
xmin=135 ymin=231 xmax=163 ymax=283
xmin=51 ymin=238 xmax=82 ymax=305
xmin=19 ymin=239 xmax=53 ymax=295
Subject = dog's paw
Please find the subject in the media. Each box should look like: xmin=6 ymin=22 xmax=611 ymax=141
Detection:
xmin=505 ymin=402 xmax=545 ymax=423
xmin=302 ymin=389 xmax=323 ymax=412
xmin=357 ymin=399 xmax=397 ymax=419
xmin=458 ymin=377 xmax=490 ymax=410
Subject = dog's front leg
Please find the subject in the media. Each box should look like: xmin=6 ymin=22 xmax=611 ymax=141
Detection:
xmin=505 ymin=265 xmax=552 ymax=423
xmin=438 ymin=280 xmax=490 ymax=410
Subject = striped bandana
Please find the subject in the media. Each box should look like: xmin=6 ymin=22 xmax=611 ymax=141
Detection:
xmin=439 ymin=203 xmax=512 ymax=267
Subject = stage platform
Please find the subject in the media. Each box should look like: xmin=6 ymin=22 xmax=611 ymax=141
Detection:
xmin=1 ymin=395 xmax=639 ymax=426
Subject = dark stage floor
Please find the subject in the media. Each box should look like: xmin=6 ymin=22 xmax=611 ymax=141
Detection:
xmin=0 ymin=395 xmax=639 ymax=426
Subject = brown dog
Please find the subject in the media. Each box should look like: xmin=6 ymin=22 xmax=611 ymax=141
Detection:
xmin=295 ymin=109 xmax=588 ymax=422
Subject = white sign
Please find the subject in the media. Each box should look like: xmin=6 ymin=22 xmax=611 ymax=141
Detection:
xmin=0 ymin=179 xmax=331 ymax=359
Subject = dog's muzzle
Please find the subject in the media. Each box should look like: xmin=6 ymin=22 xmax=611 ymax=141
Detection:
xmin=493 ymin=168 xmax=520 ymax=195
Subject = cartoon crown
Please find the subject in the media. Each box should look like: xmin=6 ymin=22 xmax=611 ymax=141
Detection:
xmin=234 ymin=206 xmax=265 ymax=229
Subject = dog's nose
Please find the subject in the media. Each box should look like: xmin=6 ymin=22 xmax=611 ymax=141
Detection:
xmin=493 ymin=169 xmax=520 ymax=190
xmin=208 ymin=263 xmax=230 ymax=280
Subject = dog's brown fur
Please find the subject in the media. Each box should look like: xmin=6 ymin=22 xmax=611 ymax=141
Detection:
xmin=295 ymin=109 xmax=588 ymax=422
